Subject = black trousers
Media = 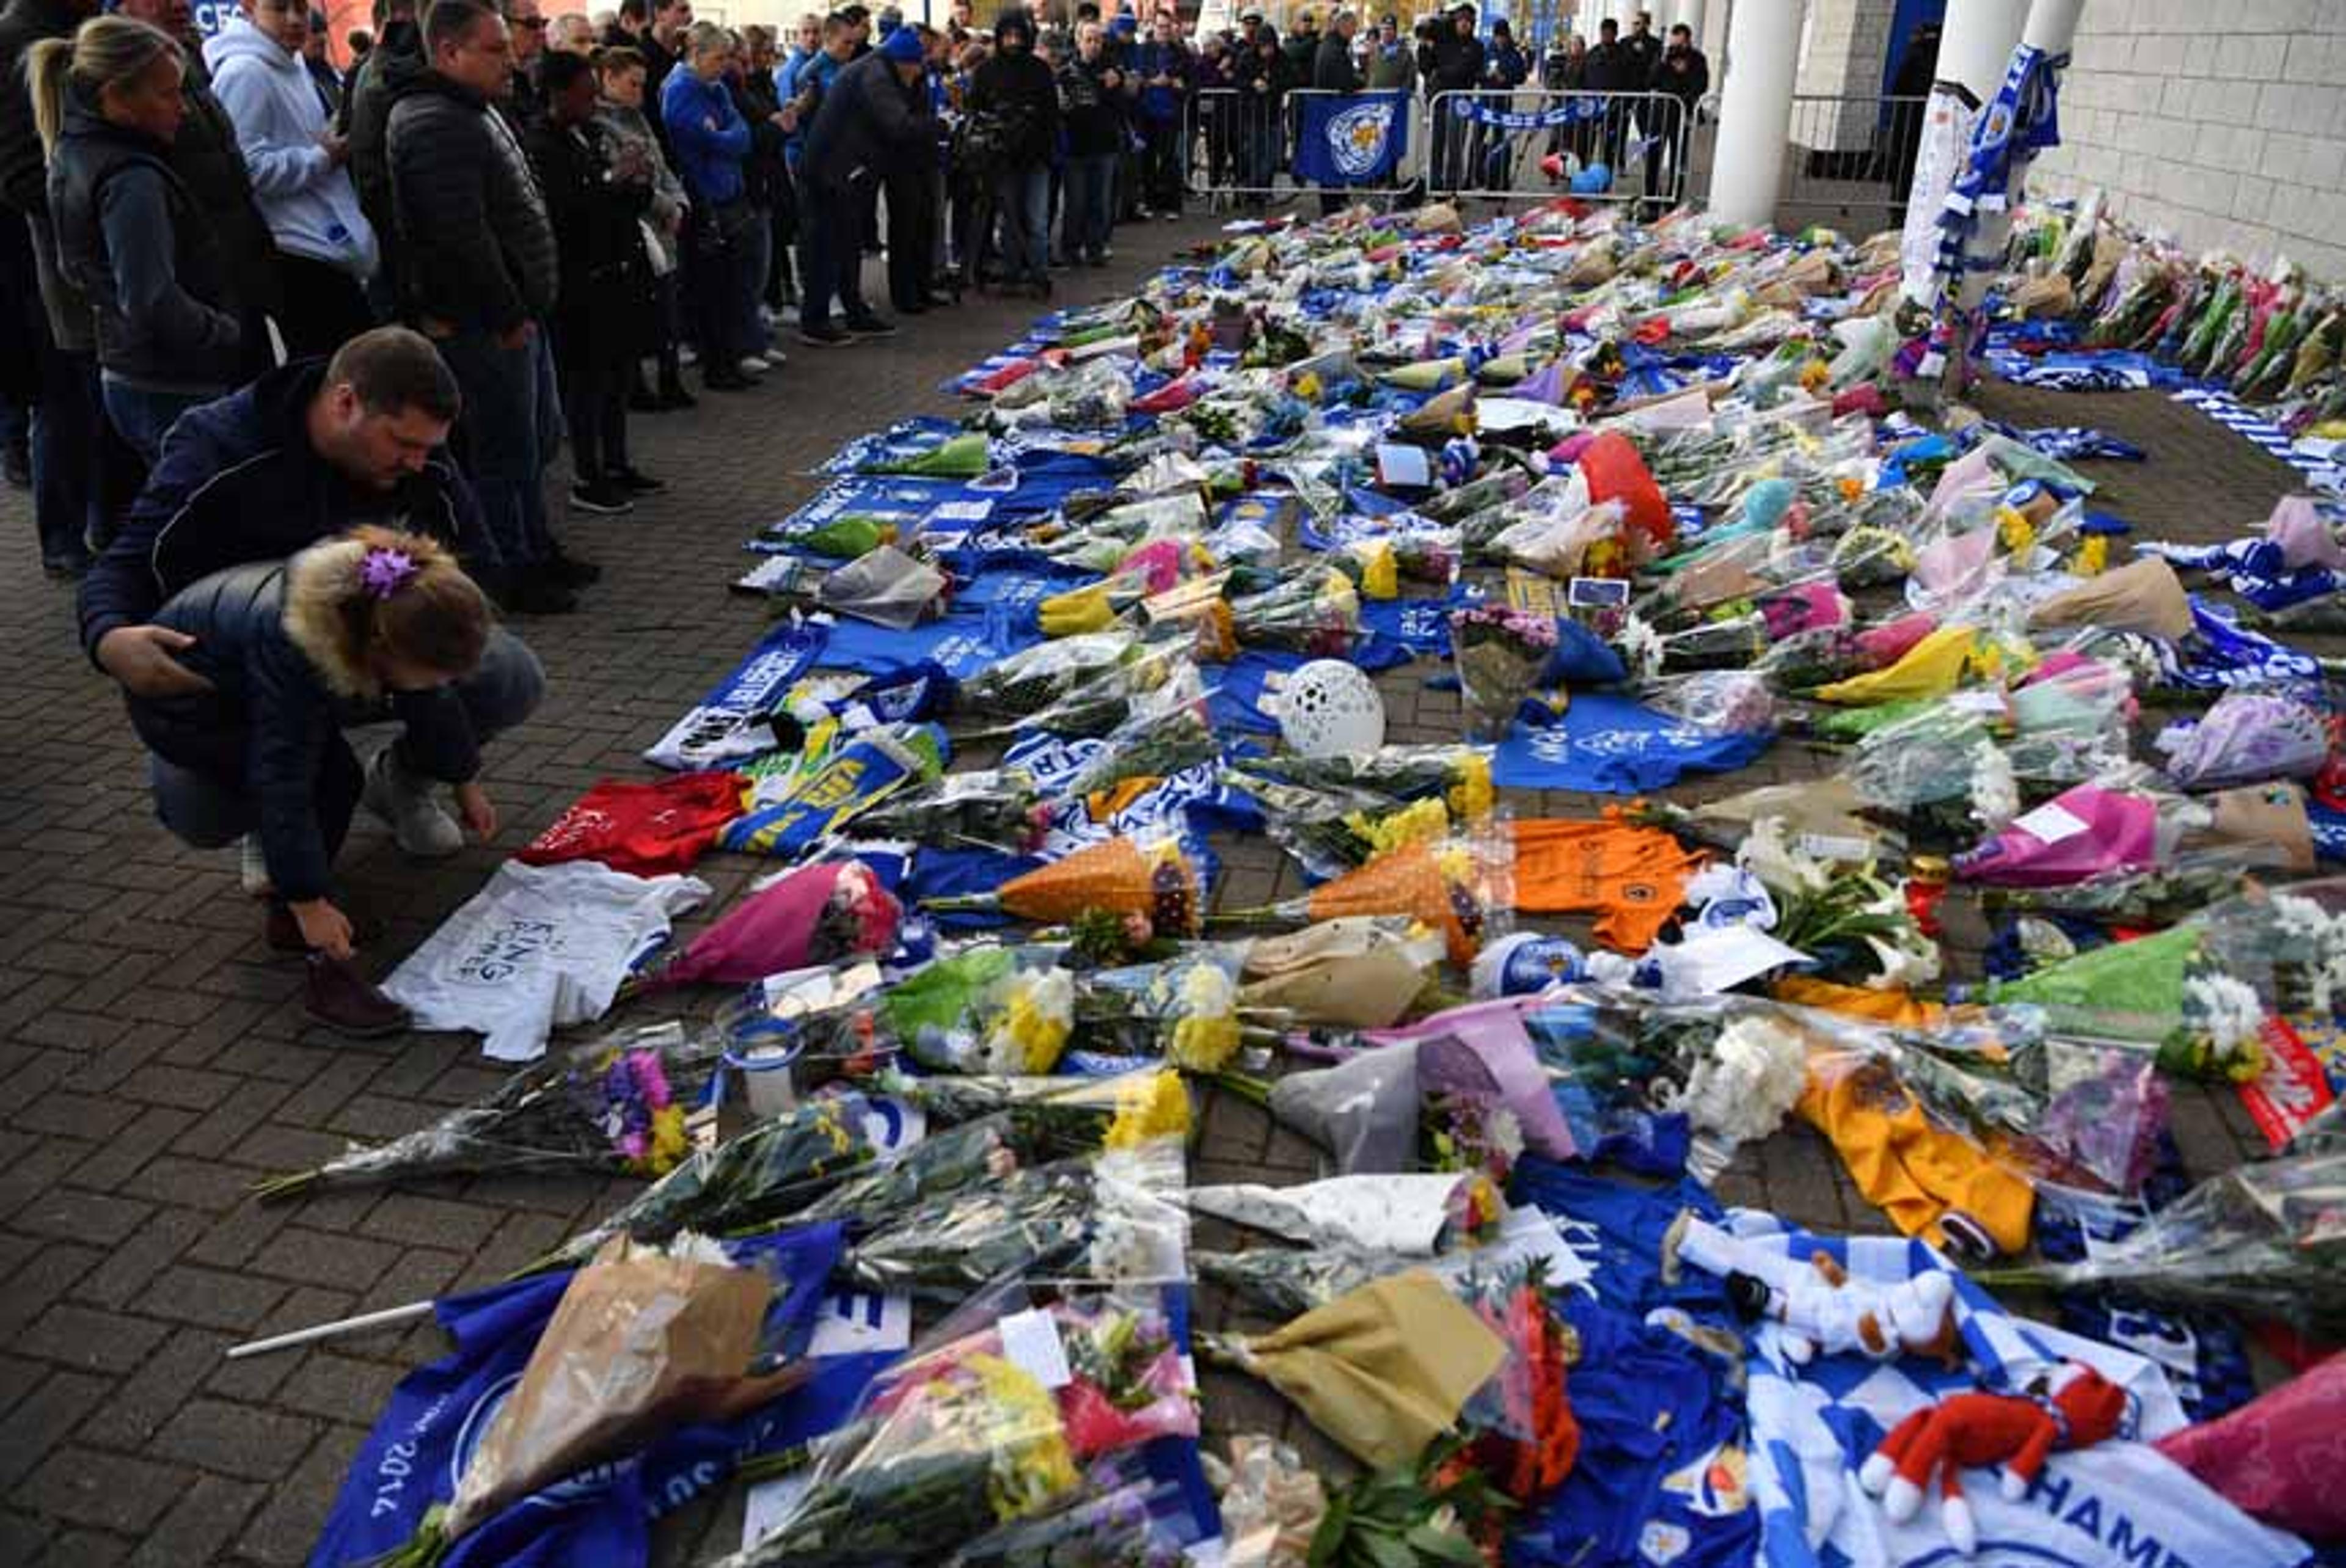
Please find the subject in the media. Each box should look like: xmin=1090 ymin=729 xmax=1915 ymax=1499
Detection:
xmin=883 ymin=166 xmax=936 ymax=311
xmin=272 ymin=253 xmax=378 ymax=361
xmin=554 ymin=313 xmax=631 ymax=482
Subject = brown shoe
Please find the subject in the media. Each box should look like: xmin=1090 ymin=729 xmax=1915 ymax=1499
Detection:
xmin=267 ymin=903 xmax=385 ymax=955
xmin=304 ymin=953 xmax=409 ymax=1038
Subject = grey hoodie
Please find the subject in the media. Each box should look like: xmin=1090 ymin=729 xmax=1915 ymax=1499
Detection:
xmin=205 ymin=13 xmax=378 ymax=278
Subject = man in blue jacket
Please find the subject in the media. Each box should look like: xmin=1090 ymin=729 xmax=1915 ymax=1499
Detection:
xmin=79 ymin=327 xmax=543 ymax=888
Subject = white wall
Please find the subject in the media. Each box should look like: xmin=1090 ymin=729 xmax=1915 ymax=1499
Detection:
xmin=2030 ymin=0 xmax=2346 ymax=282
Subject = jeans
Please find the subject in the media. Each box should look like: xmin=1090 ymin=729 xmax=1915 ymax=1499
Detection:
xmin=1063 ymin=152 xmax=1115 ymax=264
xmin=993 ymin=162 xmax=1051 ymax=286
xmin=1141 ymin=116 xmax=1183 ymax=211
xmin=100 ymin=379 xmax=217 ymax=466
xmin=687 ymin=202 xmax=750 ymax=371
xmin=797 ymin=180 xmax=869 ymax=328
xmin=29 ymin=338 xmax=104 ymax=569
xmin=437 ymin=327 xmax=557 ymax=568
xmin=735 ymin=203 xmax=772 ymax=355
xmin=150 ymin=627 xmax=546 ymax=853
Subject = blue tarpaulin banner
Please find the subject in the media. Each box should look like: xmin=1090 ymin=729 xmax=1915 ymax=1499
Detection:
xmin=1293 ymin=90 xmax=1411 ymax=185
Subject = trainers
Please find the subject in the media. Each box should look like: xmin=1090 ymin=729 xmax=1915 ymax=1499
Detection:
xmin=362 ymin=746 xmax=464 ymax=858
xmin=612 ymin=467 xmax=667 ymax=495
xmin=568 ymin=480 xmax=635 ymax=515
xmin=798 ymin=322 xmax=853 ymax=347
xmin=304 ymin=952 xmax=410 ymax=1038
xmin=844 ymin=312 xmax=897 ymax=338
xmin=739 ymin=353 xmax=772 ymax=373
xmin=239 ymin=834 xmax=272 ymax=899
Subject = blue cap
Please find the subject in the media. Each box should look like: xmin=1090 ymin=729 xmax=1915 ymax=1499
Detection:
xmin=879 ymin=25 xmax=924 ymax=61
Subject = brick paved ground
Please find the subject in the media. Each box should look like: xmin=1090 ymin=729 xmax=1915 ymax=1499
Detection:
xmin=0 ymin=208 xmax=2318 ymax=1564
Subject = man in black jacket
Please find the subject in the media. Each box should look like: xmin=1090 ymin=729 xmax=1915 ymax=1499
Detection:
xmin=1423 ymin=1 xmax=1480 ymax=192
xmin=797 ymin=24 xmax=930 ymax=343
xmin=1582 ymin=15 xmax=1631 ymax=169
xmin=79 ymin=329 xmax=540 ymax=888
xmin=346 ymin=0 xmax=425 ymax=297
xmin=1309 ymin=7 xmax=1358 ymax=214
xmin=388 ymin=0 xmax=579 ymax=612
xmin=0 ymin=0 xmax=106 ymax=574
xmin=1646 ymin=20 xmax=1706 ymax=211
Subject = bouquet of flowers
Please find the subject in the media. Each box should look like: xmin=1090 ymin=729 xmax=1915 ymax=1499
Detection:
xmin=1074 ymin=947 xmax=1248 ymax=1073
xmin=923 ymin=835 xmax=1205 ymax=939
xmin=846 ymin=767 xmax=1051 ymax=852
xmin=882 ymin=945 xmax=1080 ymax=1076
xmin=872 ymin=1067 xmax=1193 ymax=1153
xmin=1234 ymin=745 xmax=1497 ymax=825
xmin=252 ymin=1022 xmax=718 ymax=1201
xmin=1210 ymin=836 xmax=1510 ymax=965
xmin=1188 ymin=1172 xmax=1505 ymax=1256
xmin=1061 ymin=679 xmax=1222 ymax=804
xmin=638 ymin=860 xmax=901 ymax=991
xmin=1978 ymin=1142 xmax=2346 ymax=1337
xmin=1450 ymin=604 xmax=1561 ymax=738
xmin=535 ymin=1092 xmax=901 ymax=1269
xmin=1221 ymin=566 xmax=1365 ymax=657
xmin=957 ymin=631 xmax=1145 ymax=724
xmin=720 ymin=1290 xmax=1199 ymax=1566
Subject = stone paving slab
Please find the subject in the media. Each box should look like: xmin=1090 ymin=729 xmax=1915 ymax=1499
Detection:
xmin=0 ymin=208 xmax=2315 ymax=1566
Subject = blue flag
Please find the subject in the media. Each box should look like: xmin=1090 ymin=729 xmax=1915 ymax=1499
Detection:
xmin=310 ymin=1223 xmax=867 ymax=1568
xmin=1293 ymin=90 xmax=1410 ymax=186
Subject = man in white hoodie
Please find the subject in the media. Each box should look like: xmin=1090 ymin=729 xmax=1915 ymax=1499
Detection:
xmin=208 ymin=0 xmax=382 ymax=357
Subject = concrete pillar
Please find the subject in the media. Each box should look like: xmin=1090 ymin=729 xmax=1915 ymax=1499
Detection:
xmin=1709 ymin=0 xmax=1803 ymax=228
xmin=1676 ymin=0 xmax=1707 ymax=45
xmin=1934 ymin=0 xmax=2028 ymax=103
xmin=2022 ymin=0 xmax=2084 ymax=55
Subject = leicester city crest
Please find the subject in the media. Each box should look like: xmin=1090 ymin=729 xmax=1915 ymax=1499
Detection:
xmin=1328 ymin=99 xmax=1395 ymax=179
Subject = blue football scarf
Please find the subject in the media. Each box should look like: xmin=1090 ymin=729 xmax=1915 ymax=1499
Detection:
xmin=720 ymin=722 xmax=950 ymax=859
xmin=2139 ymin=537 xmax=2345 ymax=613
xmin=643 ymin=619 xmax=828 ymax=771
xmin=751 ymin=475 xmax=972 ymax=555
xmin=1492 ymin=692 xmax=1771 ymax=794
xmin=309 ymin=1224 xmax=864 ymax=1568
xmin=817 ymin=416 xmax=973 ymax=475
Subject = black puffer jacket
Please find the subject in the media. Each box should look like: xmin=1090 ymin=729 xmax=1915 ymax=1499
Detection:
xmin=46 ymin=87 xmax=243 ymax=390
xmin=386 ymin=71 xmax=558 ymax=332
xmin=967 ymin=45 xmax=1058 ymax=167
xmin=130 ymin=552 xmax=480 ymax=902
xmin=523 ymin=113 xmax=651 ymax=344
xmin=344 ymin=20 xmax=426 ymax=284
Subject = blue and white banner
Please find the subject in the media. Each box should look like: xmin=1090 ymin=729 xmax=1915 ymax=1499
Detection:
xmin=309 ymin=1224 xmax=878 ymax=1568
xmin=1444 ymin=93 xmax=1611 ymax=130
xmin=1293 ymin=90 xmax=1411 ymax=186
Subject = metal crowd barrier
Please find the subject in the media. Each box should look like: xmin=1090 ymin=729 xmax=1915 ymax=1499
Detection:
xmin=1181 ymin=84 xmax=1697 ymax=211
xmin=1422 ymin=87 xmax=1692 ymax=207
xmin=1783 ymin=93 xmax=1931 ymax=226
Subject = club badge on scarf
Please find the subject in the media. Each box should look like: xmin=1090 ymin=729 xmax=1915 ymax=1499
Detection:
xmin=643 ymin=619 xmax=827 ymax=772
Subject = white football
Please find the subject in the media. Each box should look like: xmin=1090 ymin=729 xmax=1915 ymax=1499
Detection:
xmin=1277 ymin=659 xmax=1387 ymax=757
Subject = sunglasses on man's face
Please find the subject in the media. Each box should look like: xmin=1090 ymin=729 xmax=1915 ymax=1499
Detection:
xmin=515 ymin=16 xmax=549 ymax=27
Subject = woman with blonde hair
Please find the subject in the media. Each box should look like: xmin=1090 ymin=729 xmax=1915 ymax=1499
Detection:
xmin=32 ymin=15 xmax=247 ymax=462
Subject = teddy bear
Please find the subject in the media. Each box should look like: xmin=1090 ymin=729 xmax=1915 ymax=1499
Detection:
xmin=1667 ymin=1214 xmax=1964 ymax=1366
xmin=1857 ymin=1363 xmax=2130 ymax=1556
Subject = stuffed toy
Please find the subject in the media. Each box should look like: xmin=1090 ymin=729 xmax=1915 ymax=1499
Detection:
xmin=1668 ymin=1215 xmax=1964 ymax=1367
xmin=1857 ymin=1363 xmax=2130 ymax=1555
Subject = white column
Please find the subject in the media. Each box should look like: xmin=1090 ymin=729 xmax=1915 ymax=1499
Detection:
xmin=1709 ymin=0 xmax=1803 ymax=228
xmin=2022 ymin=0 xmax=2085 ymax=56
xmin=1676 ymin=0 xmax=1708 ymax=45
xmin=1934 ymin=0 xmax=2029 ymax=103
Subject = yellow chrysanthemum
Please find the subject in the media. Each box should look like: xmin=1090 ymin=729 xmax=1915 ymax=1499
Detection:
xmin=1449 ymin=753 xmax=1496 ymax=824
xmin=966 ymin=1355 xmax=1082 ymax=1521
xmin=1797 ymin=359 xmax=1832 ymax=393
xmin=637 ymin=1103 xmax=691 ymax=1176
xmin=1105 ymin=1070 xmax=1193 ymax=1150
xmin=1292 ymin=370 xmax=1324 ymax=403
xmin=1995 ymin=505 xmax=2035 ymax=558
xmin=1355 ymin=539 xmax=1400 ymax=600
xmin=1350 ymin=797 xmax=1450 ymax=859
xmin=1002 ymin=986 xmax=1071 ymax=1074
xmin=2074 ymin=534 xmax=2109 ymax=576
xmin=1038 ymin=583 xmax=1116 ymax=636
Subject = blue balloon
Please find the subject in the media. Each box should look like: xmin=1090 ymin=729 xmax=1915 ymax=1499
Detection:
xmin=1570 ymin=162 xmax=1612 ymax=194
